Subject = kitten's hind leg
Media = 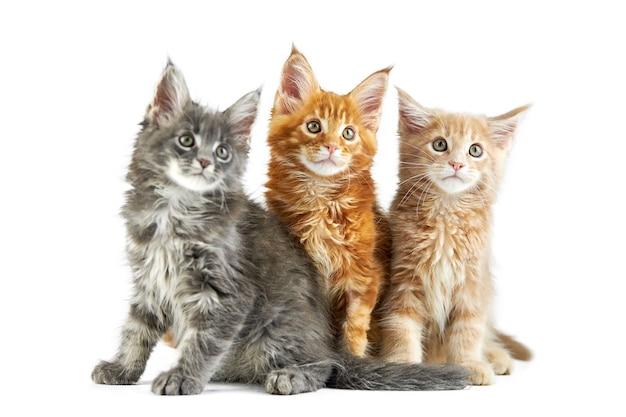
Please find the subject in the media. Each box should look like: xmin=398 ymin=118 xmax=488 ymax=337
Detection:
xmin=92 ymin=306 xmax=166 ymax=385
xmin=265 ymin=362 xmax=333 ymax=395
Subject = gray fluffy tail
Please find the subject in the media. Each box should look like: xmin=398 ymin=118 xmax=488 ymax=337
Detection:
xmin=327 ymin=353 xmax=470 ymax=391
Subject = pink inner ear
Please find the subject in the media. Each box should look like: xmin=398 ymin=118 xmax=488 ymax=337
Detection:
xmin=489 ymin=118 xmax=520 ymax=148
xmin=282 ymin=71 xmax=305 ymax=101
xmin=358 ymin=95 xmax=384 ymax=130
xmin=276 ymin=56 xmax=318 ymax=115
xmin=351 ymin=70 xmax=390 ymax=130
xmin=151 ymin=86 xmax=174 ymax=121
xmin=148 ymin=66 xmax=191 ymax=127
xmin=360 ymin=92 xmax=384 ymax=116
xmin=399 ymin=104 xmax=430 ymax=135
xmin=276 ymin=71 xmax=302 ymax=115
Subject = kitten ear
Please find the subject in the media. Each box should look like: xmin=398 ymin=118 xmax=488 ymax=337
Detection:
xmin=146 ymin=60 xmax=191 ymax=127
xmin=488 ymin=104 xmax=531 ymax=149
xmin=349 ymin=67 xmax=391 ymax=131
xmin=225 ymin=88 xmax=262 ymax=145
xmin=274 ymin=45 xmax=320 ymax=115
xmin=396 ymin=87 xmax=432 ymax=135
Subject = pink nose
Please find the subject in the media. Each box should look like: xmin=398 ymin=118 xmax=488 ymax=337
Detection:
xmin=449 ymin=160 xmax=464 ymax=171
xmin=324 ymin=144 xmax=338 ymax=154
xmin=199 ymin=159 xmax=210 ymax=168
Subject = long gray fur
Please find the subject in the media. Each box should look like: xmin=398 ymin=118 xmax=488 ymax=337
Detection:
xmin=91 ymin=62 xmax=469 ymax=395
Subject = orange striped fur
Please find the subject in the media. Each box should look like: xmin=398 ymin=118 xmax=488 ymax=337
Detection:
xmin=376 ymin=88 xmax=531 ymax=384
xmin=265 ymin=46 xmax=391 ymax=356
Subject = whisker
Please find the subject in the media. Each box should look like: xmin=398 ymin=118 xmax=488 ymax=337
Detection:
xmin=396 ymin=173 xmax=431 ymax=209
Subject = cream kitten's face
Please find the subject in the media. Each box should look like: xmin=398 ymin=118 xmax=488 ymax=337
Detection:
xmin=422 ymin=131 xmax=487 ymax=194
xmin=396 ymin=87 xmax=529 ymax=199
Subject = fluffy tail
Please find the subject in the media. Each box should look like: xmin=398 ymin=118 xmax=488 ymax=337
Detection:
xmin=496 ymin=330 xmax=532 ymax=361
xmin=327 ymin=353 xmax=469 ymax=391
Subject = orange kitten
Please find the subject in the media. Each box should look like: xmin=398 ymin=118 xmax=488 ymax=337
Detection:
xmin=265 ymin=46 xmax=391 ymax=357
xmin=377 ymin=88 xmax=531 ymax=384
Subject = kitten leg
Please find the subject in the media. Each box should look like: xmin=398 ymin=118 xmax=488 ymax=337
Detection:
xmin=265 ymin=362 xmax=333 ymax=395
xmin=343 ymin=287 xmax=378 ymax=357
xmin=151 ymin=253 xmax=249 ymax=396
xmin=92 ymin=304 xmax=166 ymax=385
xmin=151 ymin=319 xmax=245 ymax=395
xmin=484 ymin=342 xmax=513 ymax=375
xmin=484 ymin=328 xmax=513 ymax=375
xmin=377 ymin=283 xmax=426 ymax=363
xmin=444 ymin=308 xmax=494 ymax=385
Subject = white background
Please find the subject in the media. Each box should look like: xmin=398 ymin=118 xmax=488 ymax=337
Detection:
xmin=1 ymin=1 xmax=624 ymax=415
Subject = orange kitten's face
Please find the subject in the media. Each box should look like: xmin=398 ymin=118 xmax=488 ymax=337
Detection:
xmin=271 ymin=92 xmax=377 ymax=178
xmin=396 ymin=88 xmax=529 ymax=198
xmin=268 ymin=47 xmax=390 ymax=179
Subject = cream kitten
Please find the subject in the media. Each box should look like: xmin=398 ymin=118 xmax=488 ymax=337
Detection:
xmin=376 ymin=88 xmax=531 ymax=385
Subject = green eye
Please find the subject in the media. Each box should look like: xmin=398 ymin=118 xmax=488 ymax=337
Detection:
xmin=432 ymin=138 xmax=448 ymax=152
xmin=307 ymin=120 xmax=321 ymax=134
xmin=342 ymin=127 xmax=355 ymax=141
xmin=469 ymin=144 xmax=483 ymax=157
xmin=178 ymin=134 xmax=195 ymax=148
xmin=215 ymin=145 xmax=230 ymax=161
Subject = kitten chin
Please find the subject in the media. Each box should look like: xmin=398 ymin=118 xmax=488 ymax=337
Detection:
xmin=299 ymin=147 xmax=350 ymax=177
xmin=431 ymin=166 xmax=482 ymax=194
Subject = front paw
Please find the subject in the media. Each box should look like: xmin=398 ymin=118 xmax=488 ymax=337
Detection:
xmin=151 ymin=370 xmax=204 ymax=395
xmin=463 ymin=361 xmax=496 ymax=385
xmin=266 ymin=369 xmax=322 ymax=395
xmin=92 ymin=361 xmax=140 ymax=385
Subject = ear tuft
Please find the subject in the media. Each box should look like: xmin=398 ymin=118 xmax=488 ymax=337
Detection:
xmin=226 ymin=88 xmax=262 ymax=145
xmin=396 ymin=87 xmax=432 ymax=135
xmin=350 ymin=67 xmax=391 ymax=131
xmin=273 ymin=47 xmax=319 ymax=115
xmin=146 ymin=60 xmax=191 ymax=127
xmin=488 ymin=104 xmax=531 ymax=148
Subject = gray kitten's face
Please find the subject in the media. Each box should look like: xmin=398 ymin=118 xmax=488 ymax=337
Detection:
xmin=139 ymin=107 xmax=246 ymax=194
xmin=132 ymin=63 xmax=260 ymax=195
xmin=167 ymin=128 xmax=235 ymax=193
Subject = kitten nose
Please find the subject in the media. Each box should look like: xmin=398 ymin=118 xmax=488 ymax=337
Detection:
xmin=198 ymin=159 xmax=210 ymax=168
xmin=324 ymin=144 xmax=338 ymax=154
xmin=449 ymin=160 xmax=465 ymax=171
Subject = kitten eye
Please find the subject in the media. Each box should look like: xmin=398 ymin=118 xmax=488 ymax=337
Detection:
xmin=432 ymin=138 xmax=448 ymax=152
xmin=306 ymin=120 xmax=322 ymax=134
xmin=178 ymin=134 xmax=195 ymax=148
xmin=215 ymin=145 xmax=231 ymax=162
xmin=342 ymin=127 xmax=355 ymax=141
xmin=469 ymin=144 xmax=483 ymax=157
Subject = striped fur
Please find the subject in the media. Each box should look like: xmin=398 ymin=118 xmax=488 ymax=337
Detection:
xmin=265 ymin=46 xmax=391 ymax=356
xmin=376 ymin=88 xmax=531 ymax=385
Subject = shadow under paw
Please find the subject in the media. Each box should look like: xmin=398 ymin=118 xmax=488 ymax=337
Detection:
xmin=151 ymin=370 xmax=204 ymax=395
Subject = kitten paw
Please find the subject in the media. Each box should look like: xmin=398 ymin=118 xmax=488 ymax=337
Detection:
xmin=91 ymin=361 xmax=140 ymax=385
xmin=265 ymin=369 xmax=322 ymax=395
xmin=463 ymin=361 xmax=496 ymax=385
xmin=151 ymin=370 xmax=204 ymax=395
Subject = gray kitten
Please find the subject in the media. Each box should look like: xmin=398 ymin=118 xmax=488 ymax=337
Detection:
xmin=91 ymin=62 xmax=469 ymax=395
